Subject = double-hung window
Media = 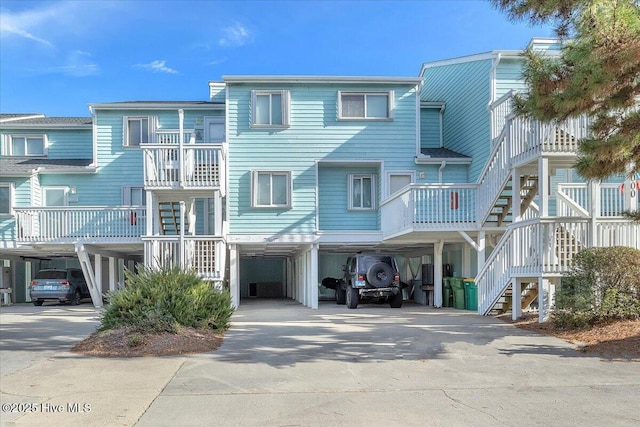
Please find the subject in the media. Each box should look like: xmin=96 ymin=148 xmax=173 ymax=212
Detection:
xmin=251 ymin=90 xmax=290 ymax=128
xmin=124 ymin=117 xmax=150 ymax=147
xmin=4 ymin=135 xmax=46 ymax=156
xmin=252 ymin=171 xmax=291 ymax=208
xmin=349 ymin=174 xmax=376 ymax=210
xmin=338 ymin=91 xmax=393 ymax=120
xmin=0 ymin=184 xmax=13 ymax=215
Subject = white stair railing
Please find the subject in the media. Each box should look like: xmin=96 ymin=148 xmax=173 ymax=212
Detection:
xmin=476 ymin=227 xmax=514 ymax=315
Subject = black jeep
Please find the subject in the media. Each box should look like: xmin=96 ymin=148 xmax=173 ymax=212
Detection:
xmin=337 ymin=253 xmax=403 ymax=309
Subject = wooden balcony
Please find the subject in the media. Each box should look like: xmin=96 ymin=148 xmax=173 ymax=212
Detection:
xmin=381 ymin=184 xmax=477 ymax=239
xmin=14 ymin=206 xmax=146 ymax=242
xmin=142 ymin=130 xmax=224 ymax=190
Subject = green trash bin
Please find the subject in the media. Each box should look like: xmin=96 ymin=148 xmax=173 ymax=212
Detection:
xmin=464 ymin=279 xmax=478 ymax=311
xmin=450 ymin=277 xmax=465 ymax=309
xmin=442 ymin=277 xmax=452 ymax=307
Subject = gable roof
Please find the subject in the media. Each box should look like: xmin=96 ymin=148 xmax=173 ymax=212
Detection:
xmin=0 ymin=114 xmax=46 ymax=123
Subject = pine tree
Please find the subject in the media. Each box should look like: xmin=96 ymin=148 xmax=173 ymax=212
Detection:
xmin=492 ymin=0 xmax=640 ymax=180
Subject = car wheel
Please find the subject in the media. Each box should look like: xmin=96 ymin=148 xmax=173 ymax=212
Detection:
xmin=390 ymin=290 xmax=403 ymax=308
xmin=346 ymin=285 xmax=359 ymax=309
xmin=336 ymin=287 xmax=346 ymax=305
xmin=71 ymin=290 xmax=81 ymax=305
xmin=33 ymin=300 xmax=43 ymax=306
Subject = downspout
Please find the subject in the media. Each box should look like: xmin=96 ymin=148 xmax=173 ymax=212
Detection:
xmin=438 ymin=160 xmax=447 ymax=183
xmin=439 ymin=104 xmax=446 ymax=148
xmin=489 ymin=52 xmax=501 ymax=106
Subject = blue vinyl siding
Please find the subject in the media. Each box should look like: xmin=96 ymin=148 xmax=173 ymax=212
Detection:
xmin=414 ymin=164 xmax=469 ymax=184
xmin=421 ymin=59 xmax=492 ymax=182
xmin=420 ymin=108 xmax=440 ymax=149
xmin=227 ymin=83 xmax=418 ymax=234
xmin=0 ymin=177 xmax=30 ymax=240
xmin=495 ymin=58 xmax=528 ymax=99
xmin=318 ymin=167 xmax=379 ymax=230
xmin=46 ymin=129 xmax=93 ymax=159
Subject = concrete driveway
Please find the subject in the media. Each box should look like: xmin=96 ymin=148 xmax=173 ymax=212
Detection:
xmin=1 ymin=299 xmax=639 ymax=426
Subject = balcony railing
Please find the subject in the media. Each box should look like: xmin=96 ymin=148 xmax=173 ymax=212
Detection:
xmin=143 ymin=236 xmax=225 ymax=280
xmin=381 ymin=184 xmax=477 ymax=238
xmin=15 ymin=207 xmax=146 ymax=242
xmin=557 ymin=183 xmax=637 ymax=217
xmin=143 ymin=143 xmax=223 ymax=188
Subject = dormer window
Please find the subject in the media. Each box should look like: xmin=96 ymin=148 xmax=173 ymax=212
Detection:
xmin=3 ymin=135 xmax=46 ymax=156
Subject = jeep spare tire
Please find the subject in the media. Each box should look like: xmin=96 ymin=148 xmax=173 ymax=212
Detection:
xmin=366 ymin=262 xmax=394 ymax=287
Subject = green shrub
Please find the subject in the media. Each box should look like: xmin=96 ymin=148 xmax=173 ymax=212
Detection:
xmin=555 ymin=246 xmax=640 ymax=327
xmin=101 ymin=266 xmax=234 ymax=333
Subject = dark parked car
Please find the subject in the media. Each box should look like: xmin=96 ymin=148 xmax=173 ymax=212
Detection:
xmin=338 ymin=253 xmax=403 ymax=309
xmin=29 ymin=268 xmax=89 ymax=306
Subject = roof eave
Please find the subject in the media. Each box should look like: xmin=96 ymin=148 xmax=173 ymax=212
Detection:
xmin=414 ymin=156 xmax=472 ymax=165
xmin=223 ymin=76 xmax=423 ymax=85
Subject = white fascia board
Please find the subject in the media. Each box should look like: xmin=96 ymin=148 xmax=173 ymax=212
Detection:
xmin=37 ymin=167 xmax=98 ymax=174
xmin=316 ymin=231 xmax=384 ymax=244
xmin=421 ymin=101 xmax=446 ymax=109
xmin=222 ymin=76 xmax=423 ymax=85
xmin=414 ymin=156 xmax=472 ymax=165
xmin=418 ymin=51 xmax=522 ymax=77
xmin=88 ymin=102 xmax=225 ymax=110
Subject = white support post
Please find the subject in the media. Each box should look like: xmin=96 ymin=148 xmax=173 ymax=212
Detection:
xmin=310 ymin=245 xmax=319 ymax=310
xmin=512 ymin=167 xmax=522 ymax=223
xmin=178 ymin=109 xmax=185 ymax=185
xmin=477 ymin=231 xmax=486 ymax=274
xmin=179 ymin=201 xmax=186 ymax=269
xmin=538 ymin=277 xmax=551 ymax=323
xmin=434 ymin=241 xmax=444 ymax=307
xmin=145 ymin=190 xmax=153 ymax=237
xmin=229 ymin=244 xmax=239 ymax=309
xmin=589 ymin=180 xmax=599 ymax=247
xmin=108 ymin=257 xmax=117 ymax=292
xmin=94 ymin=254 xmax=103 ymax=298
xmin=538 ymin=157 xmax=549 ymax=217
xmin=511 ymin=278 xmax=522 ymax=320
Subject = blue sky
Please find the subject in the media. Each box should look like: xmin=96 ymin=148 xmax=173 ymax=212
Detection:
xmin=0 ymin=0 xmax=552 ymax=117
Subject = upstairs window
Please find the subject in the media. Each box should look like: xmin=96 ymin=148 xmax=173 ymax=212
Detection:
xmin=4 ymin=135 xmax=46 ymax=156
xmin=251 ymin=90 xmax=290 ymax=128
xmin=338 ymin=91 xmax=393 ymax=120
xmin=251 ymin=170 xmax=291 ymax=208
xmin=0 ymin=184 xmax=13 ymax=215
xmin=349 ymin=174 xmax=376 ymax=210
xmin=124 ymin=117 xmax=150 ymax=147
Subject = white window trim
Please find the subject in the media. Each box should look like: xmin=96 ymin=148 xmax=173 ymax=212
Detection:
xmin=123 ymin=116 xmax=154 ymax=147
xmin=0 ymin=183 xmax=14 ymax=216
xmin=250 ymin=90 xmax=290 ymax=129
xmin=2 ymin=134 xmax=48 ymax=156
xmin=251 ymin=170 xmax=292 ymax=209
xmin=338 ymin=91 xmax=394 ymax=121
xmin=348 ymin=174 xmax=377 ymax=211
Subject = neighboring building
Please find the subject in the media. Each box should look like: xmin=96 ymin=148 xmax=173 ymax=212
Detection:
xmin=1 ymin=39 xmax=638 ymax=321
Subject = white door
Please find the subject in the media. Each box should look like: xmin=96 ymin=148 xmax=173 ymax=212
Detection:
xmin=204 ymin=117 xmax=225 ymax=143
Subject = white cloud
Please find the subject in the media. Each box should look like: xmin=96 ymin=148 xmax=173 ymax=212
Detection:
xmin=209 ymin=58 xmax=227 ymax=66
xmin=0 ymin=6 xmax=55 ymax=46
xmin=136 ymin=60 xmax=179 ymax=74
xmin=219 ymin=22 xmax=252 ymax=47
